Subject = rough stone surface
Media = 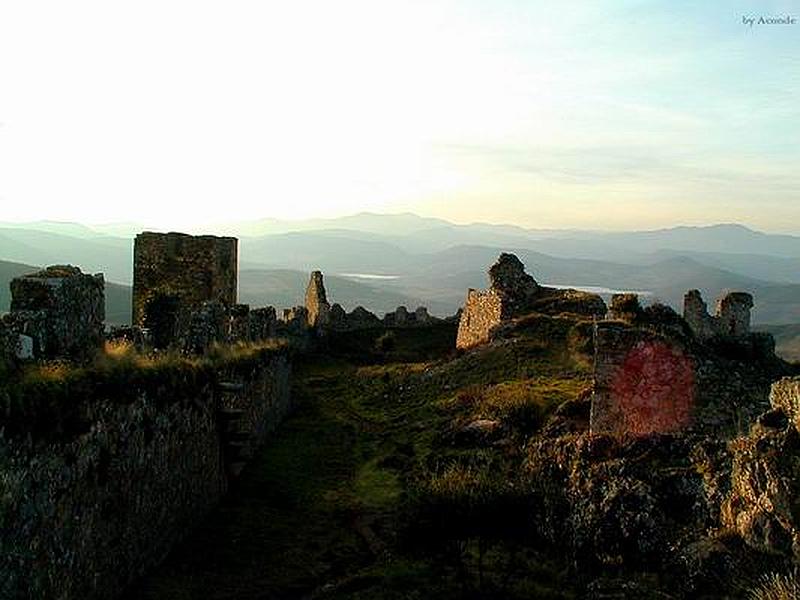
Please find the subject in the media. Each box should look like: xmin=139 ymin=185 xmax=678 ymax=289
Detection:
xmin=717 ymin=292 xmax=754 ymax=337
xmin=720 ymin=419 xmax=800 ymax=558
xmin=7 ymin=265 xmax=105 ymax=359
xmin=305 ymin=271 xmax=330 ymax=329
xmin=132 ymin=232 xmax=238 ymax=337
xmin=229 ymin=304 xmax=251 ymax=342
xmin=277 ymin=306 xmax=311 ymax=342
xmin=488 ymin=252 xmax=539 ymax=313
xmin=607 ymin=293 xmax=643 ymax=323
xmin=184 ymin=301 xmax=228 ymax=353
xmin=249 ymin=307 xmax=277 ymax=341
xmin=590 ymin=322 xmax=694 ymax=436
xmin=456 ymin=289 xmax=504 ymax=349
xmin=526 ymin=433 xmax=706 ymax=571
xmin=0 ymin=351 xmax=292 ymax=600
xmin=684 ymin=289 xmax=754 ymax=341
xmin=769 ymin=377 xmax=800 ymax=433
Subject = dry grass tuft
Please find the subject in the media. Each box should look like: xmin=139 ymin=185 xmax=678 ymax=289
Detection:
xmin=748 ymin=572 xmax=800 ymax=600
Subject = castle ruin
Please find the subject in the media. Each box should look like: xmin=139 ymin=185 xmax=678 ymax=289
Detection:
xmin=3 ymin=265 xmax=105 ymax=360
xmin=456 ymin=253 xmax=605 ymax=349
xmin=305 ymin=271 xmax=330 ymax=329
xmin=683 ymin=289 xmax=753 ymax=340
xmin=132 ymin=232 xmax=237 ymax=321
xmin=132 ymin=232 xmax=238 ymax=347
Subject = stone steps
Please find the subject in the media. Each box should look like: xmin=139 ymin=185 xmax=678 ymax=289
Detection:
xmin=216 ymin=393 xmax=252 ymax=480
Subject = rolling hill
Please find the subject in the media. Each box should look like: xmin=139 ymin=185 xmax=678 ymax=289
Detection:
xmin=2 ymin=215 xmax=800 ymax=327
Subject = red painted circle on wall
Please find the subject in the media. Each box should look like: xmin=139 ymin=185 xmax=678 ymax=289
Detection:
xmin=610 ymin=340 xmax=694 ymax=435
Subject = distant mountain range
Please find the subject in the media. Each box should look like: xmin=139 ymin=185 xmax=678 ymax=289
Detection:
xmin=1 ymin=213 xmax=800 ymax=327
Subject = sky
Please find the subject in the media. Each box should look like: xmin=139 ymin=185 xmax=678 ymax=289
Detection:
xmin=0 ymin=1 xmax=798 ymax=232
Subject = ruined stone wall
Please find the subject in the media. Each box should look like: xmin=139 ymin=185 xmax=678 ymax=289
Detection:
xmin=590 ymin=322 xmax=695 ymax=436
xmin=304 ymin=271 xmax=330 ymax=329
xmin=0 ymin=350 xmax=292 ymax=600
xmin=132 ymin=232 xmax=238 ymax=329
xmin=683 ymin=289 xmax=753 ymax=341
xmin=218 ymin=353 xmax=292 ymax=452
xmin=456 ymin=289 xmax=504 ymax=350
xmin=7 ymin=265 xmax=104 ymax=360
xmin=717 ymin=292 xmax=753 ymax=337
xmin=607 ymin=293 xmax=642 ymax=323
xmin=456 ymin=253 xmax=605 ymax=351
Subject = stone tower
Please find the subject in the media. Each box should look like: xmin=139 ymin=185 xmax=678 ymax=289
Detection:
xmin=132 ymin=231 xmax=238 ymax=333
xmin=305 ymin=270 xmax=330 ymax=329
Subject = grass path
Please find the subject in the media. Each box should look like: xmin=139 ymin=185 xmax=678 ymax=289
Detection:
xmin=127 ymin=322 xmax=585 ymax=599
xmin=126 ymin=358 xmax=436 ymax=599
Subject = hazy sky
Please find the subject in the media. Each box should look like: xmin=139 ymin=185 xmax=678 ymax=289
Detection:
xmin=1 ymin=1 xmax=798 ymax=231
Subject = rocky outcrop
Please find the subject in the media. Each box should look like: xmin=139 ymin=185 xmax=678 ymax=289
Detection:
xmin=488 ymin=252 xmax=539 ymax=314
xmin=526 ymin=432 xmax=707 ymax=571
xmin=721 ymin=377 xmax=800 ymax=558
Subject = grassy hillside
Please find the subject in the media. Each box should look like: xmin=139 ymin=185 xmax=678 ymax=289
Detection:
xmin=130 ymin=319 xmax=589 ymax=599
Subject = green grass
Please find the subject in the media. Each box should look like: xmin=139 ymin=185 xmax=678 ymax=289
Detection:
xmin=126 ymin=317 xmax=589 ymax=599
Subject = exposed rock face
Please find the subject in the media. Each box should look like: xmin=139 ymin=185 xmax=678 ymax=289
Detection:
xmin=718 ymin=377 xmax=800 ymax=558
xmin=683 ymin=289 xmax=753 ymax=341
xmin=488 ymin=252 xmax=539 ymax=314
xmin=591 ymin=323 xmax=694 ymax=436
xmin=769 ymin=377 xmax=800 ymax=431
xmin=229 ymin=304 xmax=251 ymax=342
xmin=7 ymin=265 xmax=105 ymax=359
xmin=456 ymin=253 xmax=605 ymax=350
xmin=132 ymin=232 xmax=238 ymax=336
xmin=414 ymin=307 xmax=432 ymax=324
xmin=305 ymin=271 xmax=330 ymax=329
xmin=526 ymin=433 xmax=706 ymax=572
